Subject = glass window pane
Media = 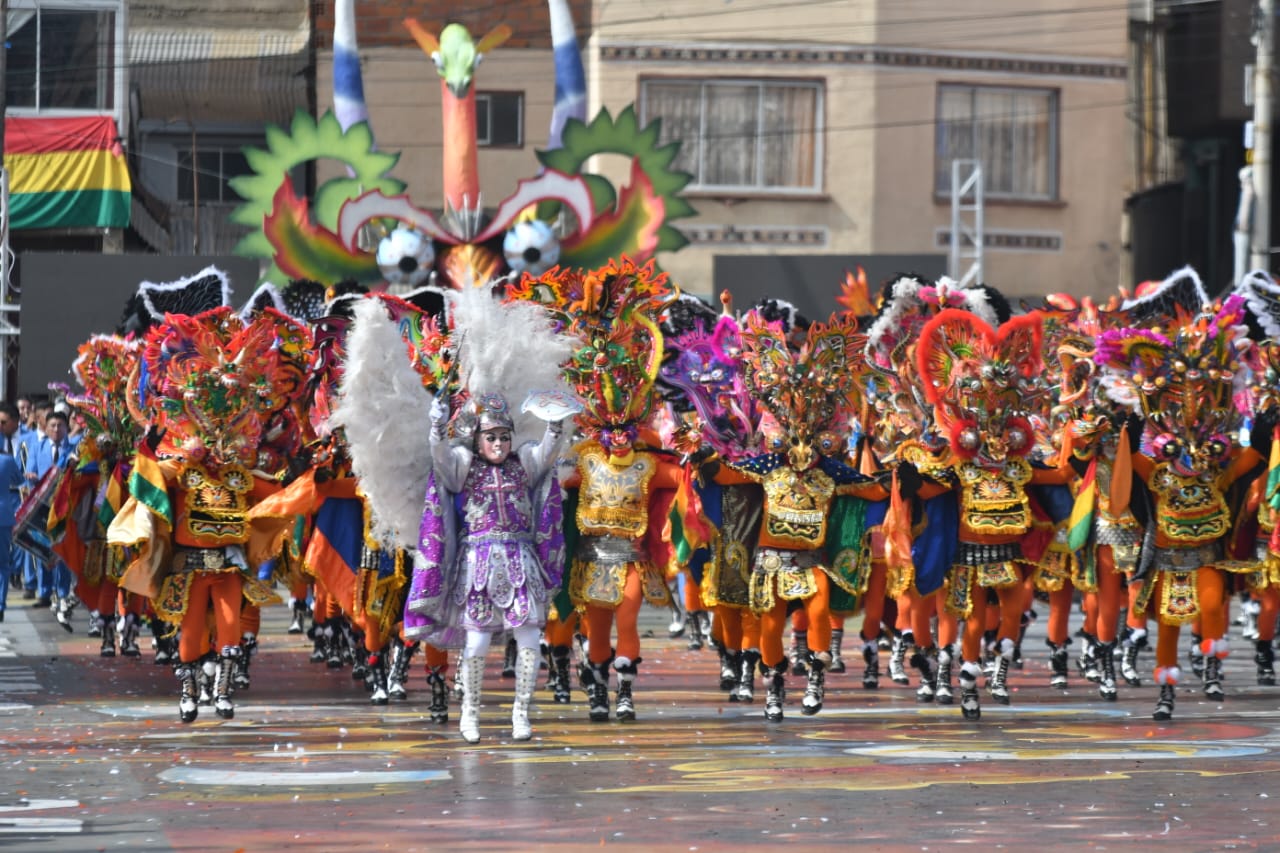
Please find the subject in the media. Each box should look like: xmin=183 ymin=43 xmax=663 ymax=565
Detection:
xmin=5 ymin=12 xmax=37 ymax=108
xmin=974 ymin=89 xmax=1014 ymax=195
xmin=475 ymin=94 xmax=492 ymax=145
xmin=480 ymin=92 xmax=523 ymax=147
xmin=644 ymin=81 xmax=701 ymax=180
xmin=937 ymin=85 xmax=1056 ymax=200
xmin=176 ymin=150 xmax=195 ymax=202
xmin=704 ymin=83 xmax=757 ymax=187
xmin=196 ymin=151 xmax=221 ymax=203
xmin=936 ymin=87 xmax=974 ymax=193
xmin=220 ymin=150 xmax=252 ymax=202
xmin=760 ymin=85 xmax=817 ymax=188
xmin=40 ymin=10 xmax=113 ymax=110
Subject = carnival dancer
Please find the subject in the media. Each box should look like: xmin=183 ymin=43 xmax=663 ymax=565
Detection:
xmin=1228 ymin=270 xmax=1280 ymax=685
xmin=861 ymin=275 xmax=1004 ymax=700
xmin=1058 ymin=381 xmax=1147 ymax=699
xmin=409 ymin=285 xmax=570 ymax=742
xmin=49 ymin=336 xmax=144 ymax=654
xmin=109 ymin=304 xmax=307 ymax=722
xmin=657 ymin=292 xmax=768 ymax=700
xmin=716 ymin=311 xmax=887 ymax=721
xmin=1097 ymin=286 xmax=1265 ymax=720
xmin=910 ymin=306 xmax=1071 ymax=720
xmin=339 ymin=281 xmax=572 ymax=740
xmin=414 ymin=390 xmax=565 ymax=742
xmin=518 ymin=259 xmax=682 ymax=724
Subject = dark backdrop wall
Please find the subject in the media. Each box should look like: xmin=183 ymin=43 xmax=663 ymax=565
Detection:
xmin=713 ymin=253 xmax=948 ymax=321
xmin=16 ymin=253 xmax=262 ymax=398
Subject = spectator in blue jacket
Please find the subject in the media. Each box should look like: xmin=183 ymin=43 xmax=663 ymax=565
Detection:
xmin=26 ymin=410 xmax=76 ymax=623
xmin=0 ymin=444 xmax=22 ymax=620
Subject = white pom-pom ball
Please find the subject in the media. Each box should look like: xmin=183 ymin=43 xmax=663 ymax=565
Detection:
xmin=377 ymin=226 xmax=435 ymax=287
xmin=503 ymin=220 xmax=560 ymax=277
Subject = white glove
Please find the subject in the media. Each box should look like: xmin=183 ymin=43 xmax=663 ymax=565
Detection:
xmin=429 ymin=396 xmax=449 ymax=426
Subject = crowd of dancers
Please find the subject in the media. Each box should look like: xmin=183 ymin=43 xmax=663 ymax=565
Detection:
xmin=25 ymin=259 xmax=1280 ymax=740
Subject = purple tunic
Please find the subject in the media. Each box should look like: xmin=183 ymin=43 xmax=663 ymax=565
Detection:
xmin=404 ymin=436 xmax=564 ymax=648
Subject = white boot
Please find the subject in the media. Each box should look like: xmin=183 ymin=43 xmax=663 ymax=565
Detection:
xmin=459 ymin=655 xmax=485 ymax=744
xmin=511 ymin=647 xmax=539 ymax=741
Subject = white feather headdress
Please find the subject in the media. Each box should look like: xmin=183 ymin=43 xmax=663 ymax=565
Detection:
xmin=448 ymin=286 xmax=575 ymax=444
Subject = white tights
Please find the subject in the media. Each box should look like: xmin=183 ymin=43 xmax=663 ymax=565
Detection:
xmin=464 ymin=623 xmax=541 ymax=659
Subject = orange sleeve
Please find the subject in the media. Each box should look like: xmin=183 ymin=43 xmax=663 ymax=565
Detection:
xmin=318 ymin=476 xmax=361 ymax=500
xmin=1030 ymin=465 xmax=1071 ymax=486
xmin=712 ymin=464 xmax=753 ymax=486
xmin=836 ymin=480 xmax=889 ymax=501
xmin=1226 ymin=447 xmax=1265 ymax=487
xmin=915 ymin=481 xmax=950 ymax=500
xmin=250 ymin=473 xmax=282 ymax=502
xmin=1131 ymin=453 xmax=1153 ymax=480
xmin=651 ymin=457 xmax=682 ymax=489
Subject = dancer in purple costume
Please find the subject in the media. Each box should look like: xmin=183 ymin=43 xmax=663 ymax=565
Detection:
xmin=406 ymin=393 xmax=565 ymax=742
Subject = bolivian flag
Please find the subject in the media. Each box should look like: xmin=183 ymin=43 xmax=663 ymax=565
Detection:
xmin=5 ymin=115 xmax=130 ymax=229
xmin=1066 ymin=456 xmax=1097 ymax=552
xmin=665 ymin=465 xmax=714 ymax=565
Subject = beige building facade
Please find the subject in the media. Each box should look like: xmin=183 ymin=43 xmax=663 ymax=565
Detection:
xmin=590 ymin=0 xmax=1130 ymax=302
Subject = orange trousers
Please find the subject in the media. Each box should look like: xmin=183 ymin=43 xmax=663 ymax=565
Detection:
xmin=1079 ymin=546 xmax=1125 ymax=643
xmin=715 ymin=604 xmax=761 ymax=652
xmin=907 ymin=588 xmax=958 ymax=648
xmin=1258 ymin=587 xmax=1280 ymax=643
xmin=545 ymin=611 xmax=579 ymax=647
xmin=961 ymin=581 xmax=1022 ymax=662
xmin=422 ymin=643 xmax=449 ymax=670
xmin=178 ymin=571 xmax=244 ymax=662
xmin=1153 ymin=568 xmax=1227 ymax=674
xmin=761 ymin=571 xmax=831 ymax=669
xmin=585 ymin=567 xmax=644 ymax=663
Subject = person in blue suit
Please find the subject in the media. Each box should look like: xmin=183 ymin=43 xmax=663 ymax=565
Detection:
xmin=14 ymin=400 xmax=43 ymax=600
xmin=26 ymin=410 xmax=77 ymax=625
xmin=0 ymin=446 xmax=23 ymax=620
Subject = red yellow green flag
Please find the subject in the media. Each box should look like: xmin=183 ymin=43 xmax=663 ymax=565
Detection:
xmin=1066 ymin=456 xmax=1097 ymax=552
xmin=5 ymin=115 xmax=130 ymax=229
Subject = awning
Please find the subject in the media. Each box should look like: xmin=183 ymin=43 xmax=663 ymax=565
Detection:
xmin=129 ymin=25 xmax=311 ymax=124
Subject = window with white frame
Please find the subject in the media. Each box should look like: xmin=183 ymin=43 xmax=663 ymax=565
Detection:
xmin=6 ymin=3 xmax=118 ymax=111
xmin=641 ymin=78 xmax=823 ymax=193
xmin=935 ymin=84 xmax=1058 ymax=201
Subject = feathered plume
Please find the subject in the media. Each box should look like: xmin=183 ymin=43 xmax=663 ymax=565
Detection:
xmin=449 ymin=285 xmax=575 ymax=443
xmin=332 ymin=298 xmax=435 ymax=550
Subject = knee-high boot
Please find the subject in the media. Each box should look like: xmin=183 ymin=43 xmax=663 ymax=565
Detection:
xmin=214 ymin=646 xmax=239 ymax=719
xmin=387 ymin=639 xmax=417 ymax=700
xmin=614 ymin=656 xmax=641 ymax=722
xmin=585 ymin=657 xmax=613 ymax=722
xmin=458 ymin=655 xmax=485 ymax=743
xmin=736 ymin=649 xmax=760 ymax=703
xmin=426 ymin=664 xmax=450 ymax=724
xmin=801 ymin=652 xmax=829 ymax=715
xmin=550 ymin=644 xmax=572 ymax=704
xmin=512 ymin=647 xmax=539 ymax=740
xmin=175 ymin=663 xmax=198 ymax=723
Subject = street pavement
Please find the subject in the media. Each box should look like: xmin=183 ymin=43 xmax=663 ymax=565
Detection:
xmin=0 ymin=599 xmax=1279 ymax=851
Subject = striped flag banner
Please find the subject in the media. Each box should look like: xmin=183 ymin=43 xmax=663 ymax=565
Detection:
xmin=1266 ymin=425 xmax=1280 ymax=512
xmin=1066 ymin=456 xmax=1096 ymax=552
xmin=5 ymin=115 xmax=130 ymax=229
